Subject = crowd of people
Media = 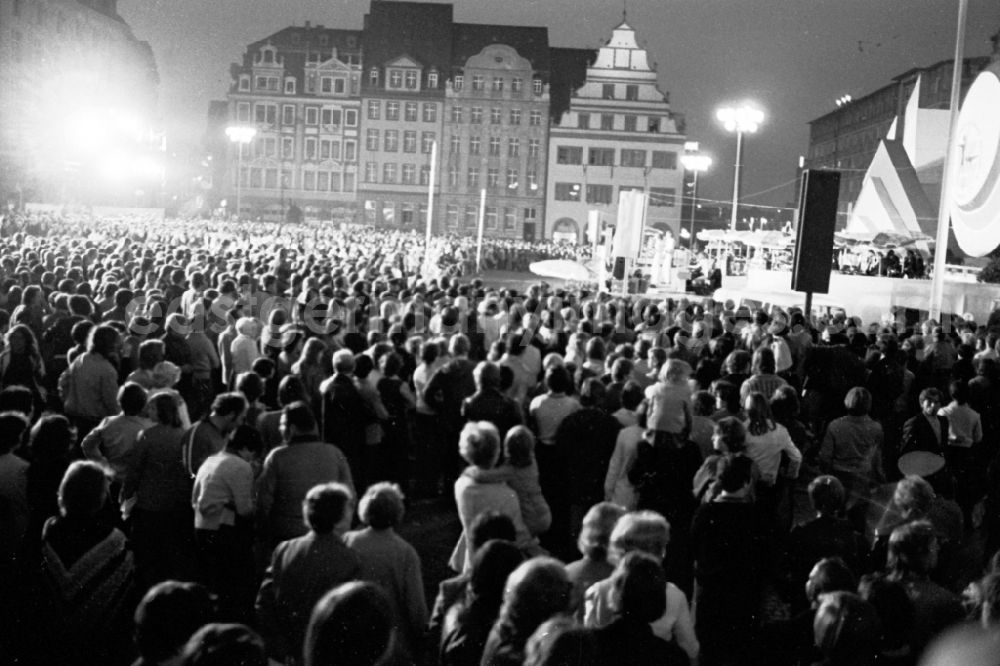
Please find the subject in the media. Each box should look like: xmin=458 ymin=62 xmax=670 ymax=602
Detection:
xmin=1 ymin=212 xmax=1000 ymax=665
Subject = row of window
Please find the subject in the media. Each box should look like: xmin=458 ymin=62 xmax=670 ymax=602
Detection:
xmin=240 ymin=74 xmax=359 ymax=97
xmin=443 ymin=167 xmax=541 ymax=194
xmin=365 ymin=130 xmax=437 ymax=154
xmin=237 ymin=103 xmax=359 ymax=128
xmin=555 ymin=146 xmax=677 ymax=169
xmin=600 ymin=83 xmax=641 ymax=101
xmin=452 ymin=75 xmax=543 ymax=96
xmin=363 ymin=162 xmax=432 ymax=186
xmin=576 ymin=112 xmax=663 ymax=133
xmin=553 ymin=183 xmax=675 ymax=206
xmin=364 ymin=200 xmax=429 ymax=226
xmin=445 ymin=205 xmax=538 ymax=230
xmin=447 ymin=136 xmax=540 ymax=158
xmin=366 ymin=100 xmax=438 ymax=123
xmin=238 ymin=166 xmax=357 ymax=193
xmin=448 ymin=106 xmax=543 ymax=126
xmin=370 ymin=67 xmax=438 ymax=91
xmin=250 ymin=136 xmax=358 ymax=162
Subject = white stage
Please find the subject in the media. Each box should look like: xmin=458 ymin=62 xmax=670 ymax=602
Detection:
xmin=712 ymin=268 xmax=1000 ymax=325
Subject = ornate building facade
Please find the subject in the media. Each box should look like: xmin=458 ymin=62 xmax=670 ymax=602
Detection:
xmin=545 ymin=19 xmax=687 ymax=242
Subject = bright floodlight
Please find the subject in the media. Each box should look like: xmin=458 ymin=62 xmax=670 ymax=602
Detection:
xmin=225 ymin=126 xmax=257 ymax=143
xmin=680 ymin=153 xmax=712 ymax=173
xmin=716 ymin=105 xmax=765 ymax=134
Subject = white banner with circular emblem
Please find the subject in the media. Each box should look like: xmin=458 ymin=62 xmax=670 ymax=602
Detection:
xmin=950 ymin=68 xmax=1000 ymax=257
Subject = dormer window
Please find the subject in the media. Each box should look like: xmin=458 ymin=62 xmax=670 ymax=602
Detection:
xmin=428 ymin=70 xmax=439 ymax=88
xmin=453 ymin=75 xmax=463 ymax=91
xmin=533 ymin=78 xmax=543 ymax=95
xmin=258 ymin=45 xmax=278 ymax=65
xmin=389 ymin=70 xmax=403 ymax=88
xmin=405 ymin=71 xmax=417 ymax=89
xmin=369 ymin=67 xmax=379 ymax=86
xmin=239 ymin=75 xmax=251 ymax=92
xmin=284 ymin=78 xmax=296 ymax=94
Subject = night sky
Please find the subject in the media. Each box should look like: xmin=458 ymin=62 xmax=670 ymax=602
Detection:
xmin=120 ymin=0 xmax=1000 ymax=211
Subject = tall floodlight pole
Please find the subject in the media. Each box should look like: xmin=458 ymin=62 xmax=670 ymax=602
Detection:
xmin=717 ymin=104 xmax=764 ymax=231
xmin=929 ymin=0 xmax=968 ymax=324
xmin=680 ymin=150 xmax=712 ymax=250
xmin=225 ymin=126 xmax=257 ymax=220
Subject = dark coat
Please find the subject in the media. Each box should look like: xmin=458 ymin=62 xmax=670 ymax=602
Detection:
xmin=461 ymin=388 xmax=522 ymax=440
xmin=900 ymin=413 xmax=948 ymax=457
xmin=321 ymin=373 xmax=369 ymax=460
xmin=255 ymin=531 xmax=362 ymax=659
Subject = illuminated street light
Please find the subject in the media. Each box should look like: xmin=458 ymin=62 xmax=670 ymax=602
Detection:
xmin=716 ymin=104 xmax=765 ymax=230
xmin=225 ymin=125 xmax=257 ymax=220
xmin=680 ymin=149 xmax=712 ymax=250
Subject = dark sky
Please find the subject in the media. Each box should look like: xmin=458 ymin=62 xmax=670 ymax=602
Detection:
xmin=120 ymin=0 xmax=1000 ymax=210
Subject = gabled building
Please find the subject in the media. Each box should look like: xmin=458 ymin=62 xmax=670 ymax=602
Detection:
xmin=439 ymin=23 xmax=551 ymax=239
xmin=356 ymin=1 xmax=452 ymax=228
xmin=545 ymin=18 xmax=686 ymax=242
xmin=227 ymin=24 xmax=363 ymax=220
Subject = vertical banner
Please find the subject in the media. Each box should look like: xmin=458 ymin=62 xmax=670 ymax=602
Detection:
xmin=612 ymin=190 xmax=647 ymax=280
xmin=612 ymin=190 xmax=646 ymax=260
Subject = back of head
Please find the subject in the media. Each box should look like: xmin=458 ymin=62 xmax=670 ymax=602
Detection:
xmin=499 ymin=557 xmax=572 ymax=640
xmin=887 ymin=519 xmax=937 ymax=578
xmin=578 ymin=377 xmax=605 ymax=408
xmin=0 ymin=410 xmax=30 ymax=455
xmin=610 ymin=551 xmax=668 ymax=623
xmin=578 ymin=501 xmax=627 ymax=561
xmin=808 ymin=475 xmax=846 ymax=516
xmin=806 ymin=557 xmax=857 ymax=605
xmin=358 ymin=482 xmax=405 ymax=529
xmin=474 ymin=361 xmax=502 ymax=390
xmin=282 ymin=400 xmax=317 ymax=436
xmin=304 ymin=582 xmax=395 ymax=666
xmin=459 ymin=421 xmax=501 ymax=469
xmin=303 ymin=482 xmax=354 ymax=535
xmin=135 ymin=581 xmax=216 ymax=663
xmin=609 ymin=510 xmax=670 ymax=562
xmin=469 ymin=539 xmax=525 ymax=607
xmin=58 ymin=460 xmax=108 ymax=518
xmin=717 ymin=454 xmax=753 ymax=493
xmin=893 ymin=475 xmax=934 ymax=519
xmin=469 ymin=510 xmax=517 ymax=553
xmin=181 ymin=623 xmax=266 ymax=666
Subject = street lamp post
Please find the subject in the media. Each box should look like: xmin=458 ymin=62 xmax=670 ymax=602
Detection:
xmin=225 ymin=126 xmax=257 ymax=220
xmin=680 ymin=151 xmax=712 ymax=250
xmin=716 ymin=104 xmax=764 ymax=231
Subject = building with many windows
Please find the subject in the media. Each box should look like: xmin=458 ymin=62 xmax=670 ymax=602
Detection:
xmin=440 ymin=24 xmax=551 ymax=239
xmin=227 ymin=24 xmax=362 ymax=220
xmin=356 ymin=1 xmax=451 ymax=229
xmin=803 ymin=54 xmax=994 ymax=224
xmin=545 ymin=19 xmax=686 ymax=242
xmin=0 ymin=0 xmax=159 ymax=206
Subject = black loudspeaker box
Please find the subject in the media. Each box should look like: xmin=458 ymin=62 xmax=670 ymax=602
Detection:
xmin=792 ymin=169 xmax=840 ymax=294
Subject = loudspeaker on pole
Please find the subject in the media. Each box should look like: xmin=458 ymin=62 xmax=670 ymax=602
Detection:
xmin=792 ymin=169 xmax=841 ymax=294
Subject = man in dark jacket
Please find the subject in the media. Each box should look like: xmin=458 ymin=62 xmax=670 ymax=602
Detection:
xmin=424 ymin=334 xmax=477 ymax=485
xmin=553 ymin=378 xmax=621 ymax=558
xmin=320 ymin=349 xmax=369 ymax=483
xmin=256 ymin=482 xmax=360 ymax=663
xmin=461 ymin=361 xmax=522 ymax=441
xmin=900 ymin=388 xmax=948 ymax=457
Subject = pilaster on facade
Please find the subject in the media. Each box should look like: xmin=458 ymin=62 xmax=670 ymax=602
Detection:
xmin=545 ymin=20 xmax=686 ymax=242
xmin=440 ymin=33 xmax=551 ymax=240
xmin=227 ymin=27 xmax=363 ymax=221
